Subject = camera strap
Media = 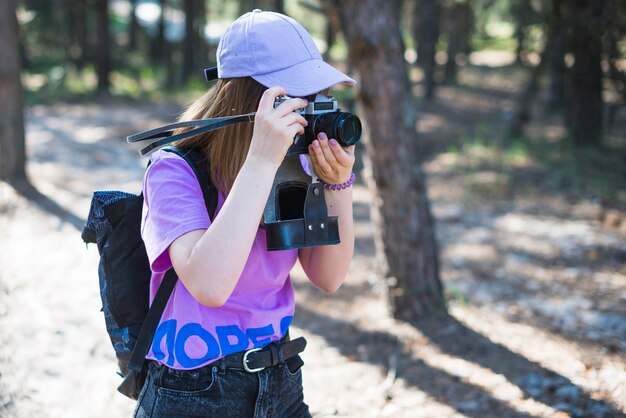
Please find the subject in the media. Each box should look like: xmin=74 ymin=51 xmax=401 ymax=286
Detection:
xmin=127 ymin=113 xmax=256 ymax=156
xmin=302 ymin=182 xmax=330 ymax=246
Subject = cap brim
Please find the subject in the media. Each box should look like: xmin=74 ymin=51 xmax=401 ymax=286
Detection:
xmin=251 ymin=59 xmax=356 ymax=97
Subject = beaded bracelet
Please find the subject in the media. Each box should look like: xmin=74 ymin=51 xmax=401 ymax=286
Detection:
xmin=322 ymin=172 xmax=356 ymax=191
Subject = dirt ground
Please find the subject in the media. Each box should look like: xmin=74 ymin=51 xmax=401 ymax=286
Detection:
xmin=1 ymin=67 xmax=625 ymax=417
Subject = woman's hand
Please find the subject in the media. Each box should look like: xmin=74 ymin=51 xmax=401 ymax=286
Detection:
xmin=307 ymin=132 xmax=356 ymax=185
xmin=248 ymin=86 xmax=308 ymax=168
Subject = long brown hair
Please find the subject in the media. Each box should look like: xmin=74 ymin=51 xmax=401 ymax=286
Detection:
xmin=173 ymin=77 xmax=267 ymax=194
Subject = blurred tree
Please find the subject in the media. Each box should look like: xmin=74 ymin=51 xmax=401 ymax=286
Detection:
xmin=199 ymin=1 xmax=208 ymax=63
xmin=605 ymin=0 xmax=626 ymax=129
xmin=414 ymin=0 xmax=441 ymax=99
xmin=546 ymin=0 xmax=566 ymax=113
xmin=181 ymin=0 xmax=209 ymax=84
xmin=183 ymin=0 xmax=197 ymax=83
xmin=273 ymin=0 xmax=285 ymax=14
xmin=240 ymin=0 xmax=257 ymax=15
xmin=322 ymin=0 xmax=445 ymax=320
xmin=324 ymin=15 xmax=336 ymax=60
xmin=511 ymin=0 xmax=534 ymax=65
xmin=150 ymin=0 xmax=166 ymax=64
xmin=69 ymin=0 xmax=88 ymax=69
xmin=128 ymin=0 xmax=139 ymax=51
xmin=564 ymin=0 xmax=607 ymax=147
xmin=508 ymin=0 xmax=561 ymax=137
xmin=0 ymin=0 xmax=26 ymax=181
xmin=442 ymin=0 xmax=472 ymax=85
xmin=239 ymin=0 xmax=284 ymax=14
xmin=95 ymin=0 xmax=111 ymax=91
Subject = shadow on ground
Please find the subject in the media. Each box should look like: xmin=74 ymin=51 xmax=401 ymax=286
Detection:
xmin=293 ymin=303 xmax=621 ymax=418
xmin=8 ymin=178 xmax=85 ymax=231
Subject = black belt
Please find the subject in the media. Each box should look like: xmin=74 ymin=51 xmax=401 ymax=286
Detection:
xmin=216 ymin=336 xmax=307 ymax=373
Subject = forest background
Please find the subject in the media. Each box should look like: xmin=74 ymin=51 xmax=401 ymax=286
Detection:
xmin=0 ymin=0 xmax=625 ymax=417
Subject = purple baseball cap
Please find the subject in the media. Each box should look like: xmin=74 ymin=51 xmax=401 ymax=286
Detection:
xmin=204 ymin=9 xmax=356 ymax=96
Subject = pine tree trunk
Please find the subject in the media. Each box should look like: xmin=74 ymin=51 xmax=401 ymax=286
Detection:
xmin=240 ymin=0 xmax=257 ymax=15
xmin=443 ymin=0 xmax=472 ymax=85
xmin=196 ymin=0 xmax=207 ymax=77
xmin=565 ymin=0 xmax=606 ymax=147
xmin=129 ymin=0 xmax=139 ymax=50
xmin=322 ymin=0 xmax=445 ymax=320
xmin=546 ymin=0 xmax=566 ymax=113
xmin=183 ymin=0 xmax=196 ymax=83
xmin=512 ymin=1 xmax=533 ymax=65
xmin=151 ymin=0 xmax=166 ymax=63
xmin=514 ymin=26 xmax=525 ymax=65
xmin=415 ymin=0 xmax=441 ymax=99
xmin=71 ymin=0 xmax=88 ymax=69
xmin=0 ymin=0 xmax=26 ymax=181
xmin=273 ymin=0 xmax=285 ymax=14
xmin=95 ymin=0 xmax=111 ymax=92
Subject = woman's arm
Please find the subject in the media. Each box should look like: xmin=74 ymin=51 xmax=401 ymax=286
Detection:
xmin=168 ymin=87 xmax=308 ymax=307
xmin=298 ymin=134 xmax=356 ymax=293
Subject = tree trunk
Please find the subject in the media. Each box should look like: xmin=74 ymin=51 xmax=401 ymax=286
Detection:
xmin=73 ymin=0 xmax=89 ymax=69
xmin=514 ymin=25 xmax=525 ymax=65
xmin=322 ymin=0 xmax=445 ymax=320
xmin=151 ymin=0 xmax=166 ymax=63
xmin=605 ymin=0 xmax=626 ymax=129
xmin=129 ymin=0 xmax=139 ymax=50
xmin=95 ymin=0 xmax=111 ymax=92
xmin=415 ymin=0 xmax=441 ymax=99
xmin=443 ymin=0 xmax=472 ymax=85
xmin=53 ymin=0 xmax=70 ymax=72
xmin=508 ymin=0 xmax=564 ymax=137
xmin=564 ymin=0 xmax=606 ymax=147
xmin=0 ymin=0 xmax=26 ymax=181
xmin=507 ymin=40 xmax=550 ymax=138
xmin=183 ymin=0 xmax=196 ymax=83
xmin=512 ymin=0 xmax=533 ymax=65
xmin=196 ymin=0 xmax=208 ymax=76
xmin=239 ymin=0 xmax=258 ymax=15
xmin=605 ymin=0 xmax=625 ymax=100
xmin=546 ymin=0 xmax=566 ymax=113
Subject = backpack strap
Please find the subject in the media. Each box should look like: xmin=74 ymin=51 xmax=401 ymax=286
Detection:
xmin=126 ymin=268 xmax=178 ymax=375
xmin=126 ymin=146 xmax=218 ymax=376
xmin=162 ymin=146 xmax=218 ymax=221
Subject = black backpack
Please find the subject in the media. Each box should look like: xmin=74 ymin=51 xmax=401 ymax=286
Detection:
xmin=81 ymin=146 xmax=218 ymax=399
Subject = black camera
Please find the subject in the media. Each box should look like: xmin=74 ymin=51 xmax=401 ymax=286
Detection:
xmin=274 ymin=94 xmax=362 ymax=154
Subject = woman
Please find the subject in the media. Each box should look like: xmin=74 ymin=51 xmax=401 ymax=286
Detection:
xmin=134 ymin=9 xmax=356 ymax=417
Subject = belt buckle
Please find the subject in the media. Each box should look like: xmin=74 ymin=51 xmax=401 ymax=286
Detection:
xmin=243 ymin=347 xmax=265 ymax=373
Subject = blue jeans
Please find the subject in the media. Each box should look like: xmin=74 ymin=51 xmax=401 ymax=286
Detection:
xmin=133 ymin=357 xmax=311 ymax=417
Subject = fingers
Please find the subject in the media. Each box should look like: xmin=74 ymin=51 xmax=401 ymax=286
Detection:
xmin=308 ymin=132 xmax=356 ymax=184
xmin=288 ymin=122 xmax=306 ymax=138
xmin=317 ymin=133 xmax=354 ymax=167
xmin=317 ymin=133 xmax=339 ymax=167
xmin=257 ymin=86 xmax=287 ymax=113
xmin=328 ymin=138 xmax=355 ymax=167
xmin=273 ymin=97 xmax=308 ymax=118
xmin=309 ymin=139 xmax=333 ymax=175
xmin=281 ymin=112 xmax=308 ymax=129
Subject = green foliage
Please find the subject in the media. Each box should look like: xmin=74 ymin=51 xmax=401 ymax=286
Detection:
xmin=444 ymin=284 xmax=468 ymax=309
xmin=444 ymin=133 xmax=626 ymax=209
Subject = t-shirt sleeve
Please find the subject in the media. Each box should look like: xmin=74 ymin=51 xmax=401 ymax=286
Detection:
xmin=141 ymin=152 xmax=211 ymax=272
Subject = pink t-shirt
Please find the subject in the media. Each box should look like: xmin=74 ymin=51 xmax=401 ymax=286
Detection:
xmin=141 ymin=150 xmax=298 ymax=370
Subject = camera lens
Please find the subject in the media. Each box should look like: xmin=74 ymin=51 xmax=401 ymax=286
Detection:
xmin=337 ymin=114 xmax=361 ymax=146
xmin=314 ymin=112 xmax=362 ymax=147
